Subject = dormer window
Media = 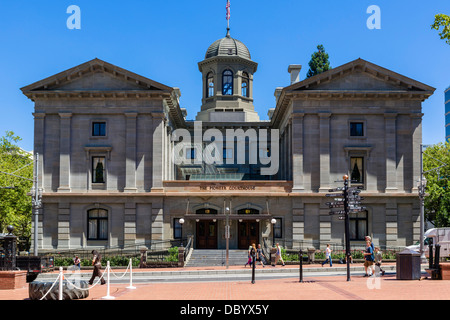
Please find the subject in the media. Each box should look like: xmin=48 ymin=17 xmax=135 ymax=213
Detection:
xmin=222 ymin=70 xmax=233 ymax=95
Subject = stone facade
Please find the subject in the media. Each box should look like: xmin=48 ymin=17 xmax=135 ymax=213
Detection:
xmin=21 ymin=34 xmax=435 ymax=253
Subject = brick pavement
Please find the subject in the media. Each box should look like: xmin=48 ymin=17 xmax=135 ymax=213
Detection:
xmin=0 ymin=264 xmax=449 ymax=301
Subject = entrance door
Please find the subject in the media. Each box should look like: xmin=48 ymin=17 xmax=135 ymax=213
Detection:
xmin=238 ymin=221 xmax=259 ymax=249
xmin=196 ymin=220 xmax=218 ymax=249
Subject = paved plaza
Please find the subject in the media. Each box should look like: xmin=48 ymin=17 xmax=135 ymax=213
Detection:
xmin=1 ymin=263 xmax=449 ymax=301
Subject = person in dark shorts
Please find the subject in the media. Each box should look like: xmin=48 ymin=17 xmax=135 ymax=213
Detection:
xmin=256 ymin=244 xmax=266 ymax=267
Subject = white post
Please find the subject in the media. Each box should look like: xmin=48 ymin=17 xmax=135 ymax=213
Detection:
xmin=59 ymin=267 xmax=63 ymax=300
xmin=126 ymin=258 xmax=136 ymax=289
xmin=102 ymin=261 xmax=115 ymax=299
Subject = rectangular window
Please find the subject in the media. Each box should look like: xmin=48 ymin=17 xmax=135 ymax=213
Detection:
xmin=92 ymin=157 xmax=106 ymax=183
xmin=88 ymin=209 xmax=108 ymax=240
xmin=174 ymin=218 xmax=182 ymax=239
xmin=92 ymin=122 xmax=106 ymax=136
xmin=350 ymin=122 xmax=364 ymax=137
xmin=349 ymin=211 xmax=368 ymax=241
xmin=274 ymin=218 xmax=282 ymax=238
xmin=350 ymin=157 xmax=364 ymax=184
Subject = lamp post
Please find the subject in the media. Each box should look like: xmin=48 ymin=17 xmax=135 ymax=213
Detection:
xmin=179 ymin=218 xmax=185 ymax=247
xmin=31 ymin=153 xmax=42 ymax=256
xmin=271 ymin=218 xmax=276 ymax=248
xmin=225 ymin=206 xmax=230 ymax=269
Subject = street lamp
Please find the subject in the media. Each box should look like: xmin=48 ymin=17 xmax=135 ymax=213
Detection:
xmin=225 ymin=206 xmax=230 ymax=269
xmin=271 ymin=218 xmax=276 ymax=248
xmin=179 ymin=218 xmax=185 ymax=247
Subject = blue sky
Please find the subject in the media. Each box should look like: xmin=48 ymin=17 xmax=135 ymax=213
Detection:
xmin=0 ymin=0 xmax=449 ymax=152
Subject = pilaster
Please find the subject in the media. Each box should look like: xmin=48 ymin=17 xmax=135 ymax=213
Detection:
xmin=57 ymin=112 xmax=72 ymax=192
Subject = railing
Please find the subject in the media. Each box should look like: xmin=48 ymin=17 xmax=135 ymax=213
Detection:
xmin=41 ymin=238 xmax=188 ymax=263
xmin=183 ymin=236 xmax=193 ymax=261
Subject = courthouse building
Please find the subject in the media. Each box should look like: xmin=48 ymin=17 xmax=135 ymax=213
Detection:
xmin=21 ymin=26 xmax=435 ymax=253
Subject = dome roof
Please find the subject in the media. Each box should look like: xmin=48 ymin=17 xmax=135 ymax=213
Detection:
xmin=205 ymin=29 xmax=251 ymax=60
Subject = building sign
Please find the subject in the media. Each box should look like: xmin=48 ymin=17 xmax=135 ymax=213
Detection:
xmin=199 ymin=185 xmax=256 ymax=191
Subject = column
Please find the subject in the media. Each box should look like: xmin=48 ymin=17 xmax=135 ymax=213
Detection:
xmin=58 ymin=203 xmax=70 ymax=249
xmin=319 ymin=112 xmax=331 ymax=192
xmin=151 ymin=201 xmax=164 ymax=249
xmin=124 ymin=202 xmax=137 ymax=247
xmin=385 ymin=113 xmax=398 ymax=192
xmin=410 ymin=113 xmax=423 ymax=193
xmin=58 ymin=113 xmax=72 ymax=192
xmin=151 ymin=113 xmax=165 ymax=191
xmin=385 ymin=201 xmax=398 ymax=247
xmin=319 ymin=205 xmax=332 ymax=247
xmin=125 ymin=112 xmax=138 ymax=192
xmin=292 ymin=198 xmax=305 ymax=245
xmin=292 ymin=112 xmax=304 ymax=192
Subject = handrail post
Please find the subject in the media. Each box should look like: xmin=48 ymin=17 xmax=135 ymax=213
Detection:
xmin=102 ymin=261 xmax=115 ymax=299
xmin=59 ymin=267 xmax=63 ymax=300
xmin=127 ymin=258 xmax=136 ymax=289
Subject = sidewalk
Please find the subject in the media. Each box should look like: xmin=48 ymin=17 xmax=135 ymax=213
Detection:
xmin=0 ymin=263 xmax=449 ymax=301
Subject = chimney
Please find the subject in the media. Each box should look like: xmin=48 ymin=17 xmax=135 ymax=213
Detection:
xmin=288 ymin=65 xmax=302 ymax=84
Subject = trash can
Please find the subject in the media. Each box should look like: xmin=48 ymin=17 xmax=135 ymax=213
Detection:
xmin=396 ymin=248 xmax=421 ymax=280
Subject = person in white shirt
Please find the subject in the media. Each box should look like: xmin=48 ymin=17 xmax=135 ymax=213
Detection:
xmin=322 ymin=244 xmax=332 ymax=267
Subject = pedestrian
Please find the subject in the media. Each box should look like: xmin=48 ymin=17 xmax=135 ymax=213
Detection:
xmin=89 ymin=250 xmax=106 ymax=285
xmin=245 ymin=245 xmax=252 ymax=267
xmin=73 ymin=255 xmax=81 ymax=270
xmin=273 ymin=243 xmax=285 ymax=267
xmin=365 ymin=236 xmax=374 ymax=252
xmin=374 ymin=246 xmax=385 ymax=276
xmin=256 ymin=244 xmax=266 ymax=267
xmin=363 ymin=240 xmax=375 ymax=277
xmin=321 ymin=244 xmax=332 ymax=267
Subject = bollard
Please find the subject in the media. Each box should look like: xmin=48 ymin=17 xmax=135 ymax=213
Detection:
xmin=59 ymin=267 xmax=64 ymax=300
xmin=126 ymin=258 xmax=136 ymax=290
xmin=299 ymin=250 xmax=303 ymax=283
xmin=102 ymin=261 xmax=115 ymax=299
xmin=434 ymin=244 xmax=441 ymax=269
xmin=429 ymin=244 xmax=434 ymax=270
xmin=251 ymin=252 xmax=256 ymax=284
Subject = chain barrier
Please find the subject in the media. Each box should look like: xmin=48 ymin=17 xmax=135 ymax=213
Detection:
xmin=39 ymin=272 xmax=61 ymax=300
xmin=37 ymin=258 xmax=136 ymax=300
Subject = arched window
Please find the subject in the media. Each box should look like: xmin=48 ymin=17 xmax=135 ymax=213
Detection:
xmin=87 ymin=208 xmax=108 ymax=240
xmin=207 ymin=72 xmax=214 ymax=98
xmin=241 ymin=72 xmax=249 ymax=97
xmin=222 ymin=70 xmax=233 ymax=95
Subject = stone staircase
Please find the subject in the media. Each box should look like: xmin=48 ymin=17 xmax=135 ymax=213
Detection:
xmin=185 ymin=249 xmax=250 ymax=267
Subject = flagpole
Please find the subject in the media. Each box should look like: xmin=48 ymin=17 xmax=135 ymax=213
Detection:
xmin=226 ymin=0 xmax=230 ymax=32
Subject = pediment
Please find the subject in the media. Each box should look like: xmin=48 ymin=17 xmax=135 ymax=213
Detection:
xmin=21 ymin=58 xmax=172 ymax=95
xmin=288 ymin=58 xmax=435 ymax=93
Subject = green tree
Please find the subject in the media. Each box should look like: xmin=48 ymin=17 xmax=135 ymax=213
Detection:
xmin=431 ymin=14 xmax=450 ymax=45
xmin=0 ymin=131 xmax=33 ymax=250
xmin=306 ymin=44 xmax=331 ymax=78
xmin=423 ymin=142 xmax=450 ymax=227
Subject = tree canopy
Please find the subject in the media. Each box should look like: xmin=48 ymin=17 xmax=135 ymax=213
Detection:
xmin=0 ymin=131 xmax=33 ymax=250
xmin=423 ymin=142 xmax=450 ymax=227
xmin=431 ymin=14 xmax=450 ymax=45
xmin=306 ymin=44 xmax=331 ymax=78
